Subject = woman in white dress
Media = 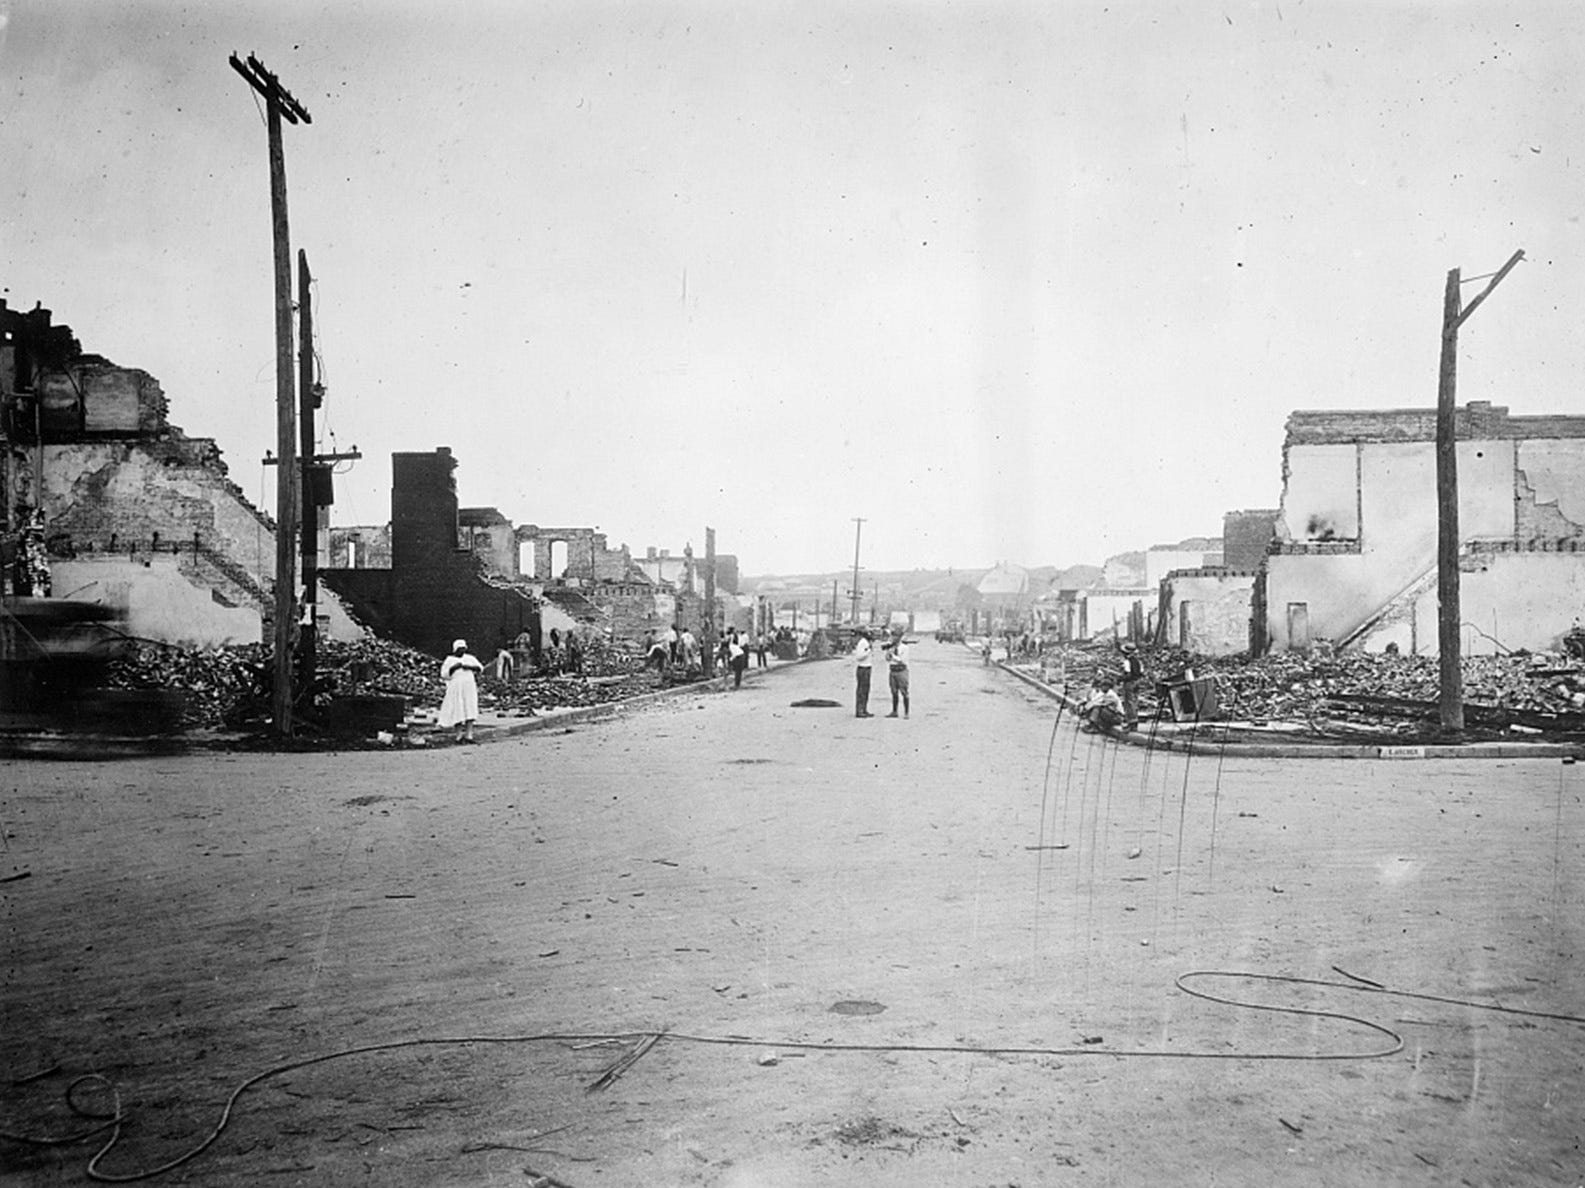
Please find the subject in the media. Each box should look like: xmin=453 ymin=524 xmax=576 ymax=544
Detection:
xmin=438 ymin=639 xmax=483 ymax=743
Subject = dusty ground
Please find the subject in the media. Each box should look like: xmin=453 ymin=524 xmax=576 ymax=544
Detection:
xmin=2 ymin=640 xmax=1582 ymax=1186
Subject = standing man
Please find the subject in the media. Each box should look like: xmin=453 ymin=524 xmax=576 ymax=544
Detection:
xmin=1118 ymin=641 xmax=1145 ymax=732
xmin=852 ymin=628 xmax=874 ymax=718
xmin=883 ymin=628 xmax=911 ymax=718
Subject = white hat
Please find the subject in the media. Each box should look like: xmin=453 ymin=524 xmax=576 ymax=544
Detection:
xmin=453 ymin=639 xmax=467 ymax=651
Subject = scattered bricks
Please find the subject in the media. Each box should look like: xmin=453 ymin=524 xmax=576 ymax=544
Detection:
xmin=1023 ymin=641 xmax=1585 ymax=740
xmin=104 ymin=633 xmax=658 ymax=733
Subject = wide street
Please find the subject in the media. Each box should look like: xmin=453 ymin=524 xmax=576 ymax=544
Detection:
xmin=3 ymin=639 xmax=1582 ymax=1186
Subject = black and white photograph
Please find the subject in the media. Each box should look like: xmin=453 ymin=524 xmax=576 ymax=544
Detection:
xmin=3 ymin=2 xmax=1583 ymax=1184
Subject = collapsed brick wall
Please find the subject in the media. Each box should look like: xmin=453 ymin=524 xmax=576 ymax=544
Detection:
xmin=37 ymin=361 xmax=169 ymax=436
xmin=324 ymin=449 xmax=539 ymax=658
xmin=606 ymin=584 xmax=673 ymax=641
xmin=1284 ymin=402 xmax=1585 ymax=445
xmin=328 ymin=525 xmax=392 ymax=569
xmin=516 ymin=526 xmax=637 ymax=583
xmin=1222 ymin=509 xmax=1280 ymax=570
xmin=38 ymin=439 xmax=275 ymax=612
xmin=461 ymin=508 xmax=517 ymax=580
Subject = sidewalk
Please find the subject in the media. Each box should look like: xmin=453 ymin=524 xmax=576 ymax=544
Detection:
xmin=995 ymin=658 xmax=1585 ymax=761
xmin=412 ymin=656 xmax=810 ymax=745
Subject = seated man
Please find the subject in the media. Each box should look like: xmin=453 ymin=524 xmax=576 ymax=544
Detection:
xmin=1080 ymin=676 xmax=1125 ymax=734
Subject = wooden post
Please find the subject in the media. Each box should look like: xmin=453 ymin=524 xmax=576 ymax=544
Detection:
xmin=1435 ymin=267 xmax=1464 ymax=735
xmin=702 ymin=527 xmax=717 ymax=678
xmin=1435 ymin=248 xmax=1523 ymax=736
xmin=266 ymin=100 xmax=297 ymax=737
xmin=850 ymin=516 xmax=864 ymax=625
xmin=296 ymin=250 xmax=317 ymax=710
xmin=231 ymin=54 xmax=311 ymax=739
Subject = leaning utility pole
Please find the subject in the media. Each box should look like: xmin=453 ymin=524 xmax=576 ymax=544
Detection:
xmin=1435 ymin=248 xmax=1524 ymax=735
xmin=849 ymin=516 xmax=865 ymax=624
xmin=231 ymin=53 xmax=311 ymax=738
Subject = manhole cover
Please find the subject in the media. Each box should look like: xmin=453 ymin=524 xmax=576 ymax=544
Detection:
xmin=790 ymin=699 xmax=841 ymax=708
xmin=828 ymin=999 xmax=886 ymax=1016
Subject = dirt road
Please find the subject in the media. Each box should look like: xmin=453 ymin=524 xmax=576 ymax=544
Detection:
xmin=3 ymin=640 xmax=1582 ymax=1185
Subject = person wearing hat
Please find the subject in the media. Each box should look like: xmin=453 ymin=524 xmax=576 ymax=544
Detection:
xmin=1117 ymin=641 xmax=1145 ymax=732
xmin=439 ymin=639 xmax=484 ymax=744
xmin=852 ymin=628 xmax=875 ymax=717
xmin=883 ymin=626 xmax=911 ymax=718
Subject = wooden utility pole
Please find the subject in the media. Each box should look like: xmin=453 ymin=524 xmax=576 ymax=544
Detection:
xmin=1435 ymin=248 xmax=1524 ymax=735
xmin=849 ymin=517 xmax=865 ymax=625
xmin=231 ymin=53 xmax=311 ymax=738
xmin=297 ymin=250 xmax=319 ymax=708
xmin=702 ymin=527 xmax=717 ymax=678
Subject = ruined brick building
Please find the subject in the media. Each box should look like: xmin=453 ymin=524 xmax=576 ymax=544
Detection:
xmin=1155 ymin=512 xmax=1277 ymax=655
xmin=0 ymin=301 xmax=320 ymax=646
xmin=323 ymin=448 xmax=712 ymax=658
xmin=1259 ymin=402 xmax=1585 ymax=655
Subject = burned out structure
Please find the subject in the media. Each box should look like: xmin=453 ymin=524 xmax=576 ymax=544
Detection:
xmin=323 ymin=448 xmax=702 ymax=658
xmin=1155 ymin=512 xmax=1278 ymax=655
xmin=0 ymin=301 xmax=299 ymax=646
xmin=1258 ymin=402 xmax=1585 ymax=655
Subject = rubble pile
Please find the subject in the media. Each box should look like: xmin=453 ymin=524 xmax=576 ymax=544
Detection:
xmin=567 ymin=633 xmax=643 ymax=678
xmin=105 ymin=635 xmax=658 ymax=731
xmin=477 ymin=671 xmax=657 ymax=714
xmin=1028 ymin=642 xmax=1585 ymax=737
xmin=321 ymin=637 xmax=452 ymax=700
xmin=104 ymin=640 xmax=267 ymax=727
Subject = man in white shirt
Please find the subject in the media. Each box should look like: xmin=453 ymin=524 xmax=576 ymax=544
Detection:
xmin=1081 ymin=676 xmax=1125 ymax=734
xmin=852 ymin=629 xmax=874 ymax=718
xmin=883 ymin=629 xmax=911 ymax=718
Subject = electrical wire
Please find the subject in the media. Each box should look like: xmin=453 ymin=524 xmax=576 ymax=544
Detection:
xmin=7 ymin=971 xmax=1583 ymax=1182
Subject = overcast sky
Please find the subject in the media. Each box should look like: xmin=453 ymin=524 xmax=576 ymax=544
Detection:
xmin=4 ymin=1 xmax=1581 ymax=575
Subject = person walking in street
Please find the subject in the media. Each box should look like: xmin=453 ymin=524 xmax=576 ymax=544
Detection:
xmin=439 ymin=639 xmax=483 ymax=744
xmin=883 ymin=628 xmax=911 ymax=718
xmin=728 ymin=628 xmax=749 ymax=689
xmin=853 ymin=628 xmax=874 ymax=717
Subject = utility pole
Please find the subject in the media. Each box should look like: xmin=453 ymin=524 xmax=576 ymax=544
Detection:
xmin=702 ymin=527 xmax=717 ymax=678
xmin=849 ymin=516 xmax=865 ymax=625
xmin=1435 ymin=248 xmax=1524 ymax=735
xmin=231 ymin=53 xmax=310 ymax=738
xmin=297 ymin=250 xmax=317 ymax=709
xmin=263 ymin=254 xmax=362 ymax=719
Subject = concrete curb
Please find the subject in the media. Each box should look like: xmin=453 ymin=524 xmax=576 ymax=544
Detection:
xmin=995 ymin=659 xmax=1585 ymax=761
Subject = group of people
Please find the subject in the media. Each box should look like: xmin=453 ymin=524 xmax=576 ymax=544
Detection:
xmin=852 ymin=626 xmax=912 ymax=718
xmin=492 ymin=628 xmax=584 ymax=683
xmin=641 ymin=623 xmax=783 ymax=688
xmin=1079 ymin=642 xmax=1145 ymax=734
xmin=644 ymin=624 xmax=702 ymax=674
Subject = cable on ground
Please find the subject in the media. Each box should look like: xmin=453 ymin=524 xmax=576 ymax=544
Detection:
xmin=5 ymin=970 xmax=1583 ymax=1182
